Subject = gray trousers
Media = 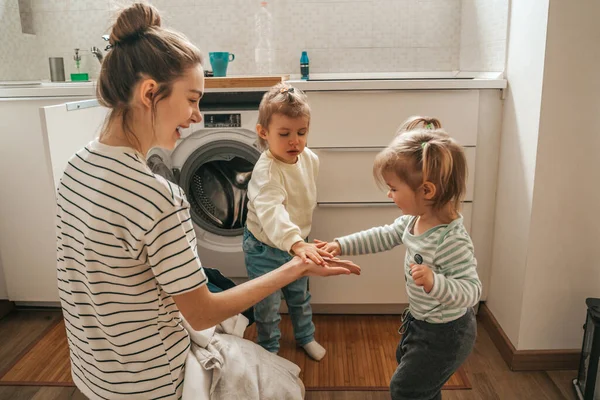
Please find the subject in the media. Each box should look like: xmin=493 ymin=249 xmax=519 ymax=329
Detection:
xmin=390 ymin=308 xmax=477 ymax=400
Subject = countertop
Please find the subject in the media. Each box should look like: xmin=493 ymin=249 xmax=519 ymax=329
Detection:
xmin=0 ymin=72 xmax=506 ymax=98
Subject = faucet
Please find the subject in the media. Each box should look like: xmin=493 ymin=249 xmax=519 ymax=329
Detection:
xmin=102 ymin=34 xmax=111 ymax=51
xmin=91 ymin=46 xmax=103 ymax=63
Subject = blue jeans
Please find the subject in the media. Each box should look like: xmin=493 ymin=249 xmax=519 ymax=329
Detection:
xmin=243 ymin=228 xmax=315 ymax=353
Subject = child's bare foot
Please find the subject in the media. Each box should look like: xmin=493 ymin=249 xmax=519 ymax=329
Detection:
xmin=302 ymin=340 xmax=326 ymax=361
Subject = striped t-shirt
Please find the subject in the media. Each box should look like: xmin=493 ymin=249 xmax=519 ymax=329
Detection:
xmin=336 ymin=214 xmax=481 ymax=323
xmin=56 ymin=139 xmax=207 ymax=400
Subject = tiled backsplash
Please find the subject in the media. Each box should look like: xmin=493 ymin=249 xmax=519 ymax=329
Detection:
xmin=0 ymin=0 xmax=41 ymax=81
xmin=0 ymin=0 xmax=507 ymax=82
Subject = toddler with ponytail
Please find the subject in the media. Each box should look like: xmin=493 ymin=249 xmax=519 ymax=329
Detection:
xmin=316 ymin=116 xmax=481 ymax=400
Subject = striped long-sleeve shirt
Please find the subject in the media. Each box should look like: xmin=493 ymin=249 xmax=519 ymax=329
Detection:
xmin=56 ymin=139 xmax=207 ymax=400
xmin=336 ymin=214 xmax=481 ymax=323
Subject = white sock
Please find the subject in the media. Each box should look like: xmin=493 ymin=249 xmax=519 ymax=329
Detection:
xmin=302 ymin=340 xmax=326 ymax=361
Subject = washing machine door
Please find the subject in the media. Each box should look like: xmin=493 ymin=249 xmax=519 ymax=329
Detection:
xmin=180 ymin=138 xmax=259 ymax=237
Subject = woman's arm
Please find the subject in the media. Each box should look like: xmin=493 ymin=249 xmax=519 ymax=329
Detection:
xmin=174 ymin=257 xmax=360 ymax=331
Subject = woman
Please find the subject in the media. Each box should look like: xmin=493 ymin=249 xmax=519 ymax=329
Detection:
xmin=55 ymin=3 xmax=359 ymax=399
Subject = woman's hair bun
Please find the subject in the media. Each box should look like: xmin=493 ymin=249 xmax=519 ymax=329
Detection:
xmin=109 ymin=2 xmax=161 ymax=46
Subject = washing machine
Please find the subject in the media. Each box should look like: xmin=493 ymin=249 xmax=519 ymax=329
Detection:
xmin=148 ymin=91 xmax=264 ymax=278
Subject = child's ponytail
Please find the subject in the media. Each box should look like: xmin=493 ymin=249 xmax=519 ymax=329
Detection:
xmin=421 ymin=139 xmax=466 ymax=212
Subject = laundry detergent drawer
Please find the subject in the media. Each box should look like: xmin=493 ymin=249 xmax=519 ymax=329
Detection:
xmin=306 ymin=90 xmax=479 ymax=148
xmin=314 ymin=147 xmax=476 ymax=203
xmin=308 ymin=202 xmax=472 ymax=305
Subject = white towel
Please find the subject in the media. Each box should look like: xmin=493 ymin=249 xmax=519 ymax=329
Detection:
xmin=182 ymin=314 xmax=304 ymax=400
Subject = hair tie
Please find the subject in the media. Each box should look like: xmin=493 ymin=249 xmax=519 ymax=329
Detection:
xmin=426 ymin=122 xmax=433 ymax=129
xmin=113 ymin=31 xmax=145 ymax=48
xmin=421 ymin=142 xmax=428 ymax=149
xmin=279 ymin=86 xmax=295 ymax=94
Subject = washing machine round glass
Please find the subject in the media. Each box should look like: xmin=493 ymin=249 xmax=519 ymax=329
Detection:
xmin=179 ymin=139 xmax=260 ymax=237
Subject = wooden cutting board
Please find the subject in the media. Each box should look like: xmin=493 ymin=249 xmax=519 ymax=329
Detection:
xmin=204 ymin=75 xmax=289 ymax=89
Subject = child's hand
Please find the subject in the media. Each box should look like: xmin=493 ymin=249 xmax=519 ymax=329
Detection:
xmin=292 ymin=241 xmax=333 ymax=265
xmin=313 ymin=239 xmax=341 ymax=257
xmin=410 ymin=264 xmax=434 ymax=293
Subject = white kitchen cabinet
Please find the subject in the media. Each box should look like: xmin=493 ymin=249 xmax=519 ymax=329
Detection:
xmin=0 ymin=96 xmax=91 ymax=302
xmin=308 ymin=203 xmax=472 ymax=304
xmin=314 ymin=147 xmax=476 ymax=203
xmin=303 ymin=88 xmax=502 ymax=307
xmin=307 ymin=90 xmax=479 ymax=148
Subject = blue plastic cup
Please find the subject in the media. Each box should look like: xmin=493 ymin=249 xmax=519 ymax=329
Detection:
xmin=209 ymin=52 xmax=235 ymax=77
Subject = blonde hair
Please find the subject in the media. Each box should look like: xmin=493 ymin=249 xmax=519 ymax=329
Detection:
xmin=373 ymin=116 xmax=468 ymax=212
xmin=256 ymin=83 xmax=311 ymax=151
xmin=97 ymin=2 xmax=203 ymax=152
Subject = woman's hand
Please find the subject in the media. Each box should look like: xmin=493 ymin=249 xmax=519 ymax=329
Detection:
xmin=293 ymin=256 xmax=361 ymax=277
xmin=313 ymin=239 xmax=341 ymax=257
xmin=291 ymin=241 xmax=333 ymax=265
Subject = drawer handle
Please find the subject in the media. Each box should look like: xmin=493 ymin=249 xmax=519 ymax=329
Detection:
xmin=317 ymin=202 xmax=396 ymax=208
xmin=311 ymin=146 xmax=385 ymax=152
xmin=317 ymin=201 xmax=472 ymax=208
xmin=312 ymin=146 xmax=476 ymax=150
xmin=66 ymin=99 xmax=100 ymax=111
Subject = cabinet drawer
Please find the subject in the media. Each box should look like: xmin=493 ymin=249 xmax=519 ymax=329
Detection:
xmin=308 ymin=203 xmax=472 ymax=304
xmin=307 ymin=90 xmax=479 ymax=148
xmin=314 ymin=147 xmax=476 ymax=203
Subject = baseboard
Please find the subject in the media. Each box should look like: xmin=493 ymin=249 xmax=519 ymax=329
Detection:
xmin=14 ymin=301 xmax=61 ymax=309
xmin=313 ymin=303 xmax=408 ymax=314
xmin=0 ymin=300 xmax=15 ymax=320
xmin=478 ymin=302 xmax=580 ymax=371
xmin=290 ymin=303 xmax=476 ymax=315
xmin=279 ymin=303 xmax=407 ymax=314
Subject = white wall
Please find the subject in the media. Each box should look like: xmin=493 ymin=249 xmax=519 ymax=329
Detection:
xmin=486 ymin=0 xmax=549 ymax=347
xmin=518 ymin=0 xmax=600 ymax=350
xmin=459 ymin=0 xmax=509 ymax=72
xmin=489 ymin=0 xmax=600 ymax=350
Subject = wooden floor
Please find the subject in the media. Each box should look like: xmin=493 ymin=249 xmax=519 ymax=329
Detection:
xmin=0 ymin=308 xmax=577 ymax=400
xmin=244 ymin=315 xmax=468 ymax=390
